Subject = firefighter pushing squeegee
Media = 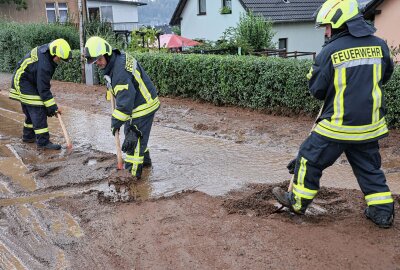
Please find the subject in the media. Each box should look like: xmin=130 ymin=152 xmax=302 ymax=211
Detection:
xmin=84 ymin=36 xmax=160 ymax=179
xmin=273 ymin=0 xmax=395 ymax=228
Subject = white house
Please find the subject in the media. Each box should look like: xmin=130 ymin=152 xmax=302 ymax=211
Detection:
xmin=170 ymin=0 xmax=326 ymax=54
xmin=87 ymin=0 xmax=146 ymax=31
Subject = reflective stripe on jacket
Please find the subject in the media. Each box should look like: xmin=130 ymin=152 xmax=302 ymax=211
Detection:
xmin=307 ymin=31 xmax=394 ymax=143
xmin=10 ymin=44 xmax=57 ymax=108
xmin=103 ymin=50 xmax=159 ymax=125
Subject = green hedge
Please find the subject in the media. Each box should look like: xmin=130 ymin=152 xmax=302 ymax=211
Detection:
xmin=135 ymin=53 xmax=321 ymax=114
xmin=53 ymin=50 xmax=82 ymax=83
xmin=134 ymin=53 xmax=399 ymax=128
xmin=383 ymin=67 xmax=400 ymax=129
xmin=53 ymin=52 xmax=400 ymax=128
xmin=0 ymin=22 xmax=79 ymax=72
xmin=1 ymin=38 xmax=399 ymax=127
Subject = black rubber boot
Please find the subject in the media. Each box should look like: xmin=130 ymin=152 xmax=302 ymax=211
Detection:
xmin=143 ymin=151 xmax=152 ymax=167
xmin=364 ymin=206 xmax=394 ymax=229
xmin=22 ymin=137 xmax=35 ymax=143
xmin=272 ymin=187 xmax=305 ymax=215
xmin=38 ymin=141 xmax=61 ymax=150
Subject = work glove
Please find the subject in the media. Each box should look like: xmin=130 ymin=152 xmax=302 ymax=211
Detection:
xmin=111 ymin=118 xmax=124 ymax=136
xmin=287 ymin=158 xmax=296 ymax=175
xmin=46 ymin=104 xmax=58 ymax=117
xmin=122 ymin=128 xmax=139 ymax=153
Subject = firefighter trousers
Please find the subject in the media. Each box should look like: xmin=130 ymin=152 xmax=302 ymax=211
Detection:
xmin=21 ymin=104 xmax=50 ymax=146
xmin=123 ymin=113 xmax=155 ymax=178
xmin=292 ymin=132 xmax=394 ymax=215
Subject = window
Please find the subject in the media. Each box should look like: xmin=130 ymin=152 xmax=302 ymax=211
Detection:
xmin=221 ymin=0 xmax=232 ymax=14
xmin=58 ymin=3 xmax=68 ymax=23
xmin=279 ymin=38 xmax=287 ymax=51
xmin=100 ymin=6 xmax=113 ymax=22
xmin=45 ymin=2 xmax=68 ymax=23
xmin=46 ymin=3 xmax=56 ymax=23
xmin=222 ymin=0 xmax=231 ymax=9
xmin=88 ymin=7 xmax=100 ymax=21
xmin=279 ymin=38 xmax=287 ymax=57
xmin=198 ymin=0 xmax=206 ymax=15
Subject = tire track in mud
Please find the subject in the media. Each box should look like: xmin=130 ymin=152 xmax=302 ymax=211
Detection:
xmin=0 ymin=135 xmax=120 ymax=269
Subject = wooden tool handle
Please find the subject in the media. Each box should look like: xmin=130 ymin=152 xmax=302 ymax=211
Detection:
xmin=57 ymin=113 xmax=73 ymax=149
xmin=288 ymin=175 xmax=294 ymax=192
xmin=110 ymin=95 xmax=124 ymax=170
xmin=115 ymin=130 xmax=124 ymax=170
xmin=288 ymin=105 xmax=324 ymax=192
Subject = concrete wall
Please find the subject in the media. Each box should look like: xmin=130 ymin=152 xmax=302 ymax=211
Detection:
xmin=374 ymin=0 xmax=400 ymax=62
xmin=181 ymin=0 xmax=246 ymax=40
xmin=0 ymin=0 xmax=78 ymax=24
xmin=272 ymin=22 xmax=325 ymax=57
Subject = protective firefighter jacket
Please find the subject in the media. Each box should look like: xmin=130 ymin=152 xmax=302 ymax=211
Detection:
xmin=103 ymin=49 xmax=160 ymax=128
xmin=308 ymin=31 xmax=394 ymax=143
xmin=9 ymin=44 xmax=58 ymax=110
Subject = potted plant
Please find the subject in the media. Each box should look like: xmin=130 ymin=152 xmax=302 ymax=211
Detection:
xmin=220 ymin=6 xmax=232 ymax=14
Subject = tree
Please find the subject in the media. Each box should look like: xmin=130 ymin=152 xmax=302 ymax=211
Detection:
xmin=235 ymin=11 xmax=275 ymax=53
xmin=0 ymin=0 xmax=27 ymax=10
xmin=171 ymin=26 xmax=181 ymax=36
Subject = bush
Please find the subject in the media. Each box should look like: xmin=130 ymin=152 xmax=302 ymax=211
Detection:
xmin=0 ymin=21 xmax=79 ymax=72
xmin=134 ymin=53 xmax=320 ymax=114
xmin=53 ymin=50 xmax=82 ymax=83
xmin=383 ymin=67 xmax=400 ymax=129
xmin=235 ymin=11 xmax=275 ymax=53
xmin=133 ymin=52 xmax=399 ymax=128
xmin=84 ymin=18 xmax=124 ymax=49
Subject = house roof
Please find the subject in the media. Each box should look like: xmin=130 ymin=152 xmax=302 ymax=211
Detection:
xmin=239 ymin=0 xmax=325 ymax=23
xmin=170 ymin=0 xmax=379 ymax=26
xmin=87 ymin=0 xmax=147 ymax=6
xmin=170 ymin=0 xmax=325 ymax=25
xmin=170 ymin=0 xmax=188 ymax=25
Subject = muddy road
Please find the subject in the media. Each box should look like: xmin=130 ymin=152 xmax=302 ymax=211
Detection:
xmin=0 ymin=73 xmax=400 ymax=269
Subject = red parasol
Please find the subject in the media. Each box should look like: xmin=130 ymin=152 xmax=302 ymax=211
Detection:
xmin=159 ymin=34 xmax=200 ymax=48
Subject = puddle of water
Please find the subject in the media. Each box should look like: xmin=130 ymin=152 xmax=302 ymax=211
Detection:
xmin=51 ymin=219 xmax=63 ymax=234
xmin=0 ymin=192 xmax=67 ymax=207
xmin=0 ymin=182 xmax=10 ymax=194
xmin=32 ymin=220 xmax=47 ymax=238
xmin=56 ymin=250 xmax=68 ymax=270
xmin=87 ymin=159 xmax=97 ymax=166
xmin=17 ymin=204 xmax=31 ymax=218
xmin=0 ymin=241 xmax=27 ymax=270
xmin=1 ymin=94 xmax=399 ymax=196
xmin=0 ymin=157 xmax=37 ymax=191
xmin=0 ymin=144 xmax=37 ymax=192
xmin=64 ymin=212 xmax=84 ymax=238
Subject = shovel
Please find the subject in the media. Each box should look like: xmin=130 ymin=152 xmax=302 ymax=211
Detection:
xmin=56 ymin=112 xmax=73 ymax=150
xmin=110 ymin=94 xmax=124 ymax=170
xmin=287 ymin=105 xmax=324 ymax=192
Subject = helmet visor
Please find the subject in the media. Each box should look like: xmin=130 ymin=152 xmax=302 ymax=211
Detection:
xmin=86 ymin=56 xmax=101 ymax=65
xmin=61 ymin=51 xmax=72 ymax=62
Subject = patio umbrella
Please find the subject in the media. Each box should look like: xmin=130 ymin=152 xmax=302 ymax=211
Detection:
xmin=159 ymin=34 xmax=200 ymax=48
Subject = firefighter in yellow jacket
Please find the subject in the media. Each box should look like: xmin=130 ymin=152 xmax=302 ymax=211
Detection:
xmin=273 ymin=0 xmax=395 ymax=228
xmin=10 ymin=39 xmax=72 ymax=150
xmin=84 ymin=37 xmax=160 ymax=179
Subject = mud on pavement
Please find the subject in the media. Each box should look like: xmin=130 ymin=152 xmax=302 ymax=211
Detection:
xmin=1 ymin=75 xmax=400 ymax=269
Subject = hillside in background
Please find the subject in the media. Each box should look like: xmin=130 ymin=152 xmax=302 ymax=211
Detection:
xmin=139 ymin=0 xmax=179 ymax=26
